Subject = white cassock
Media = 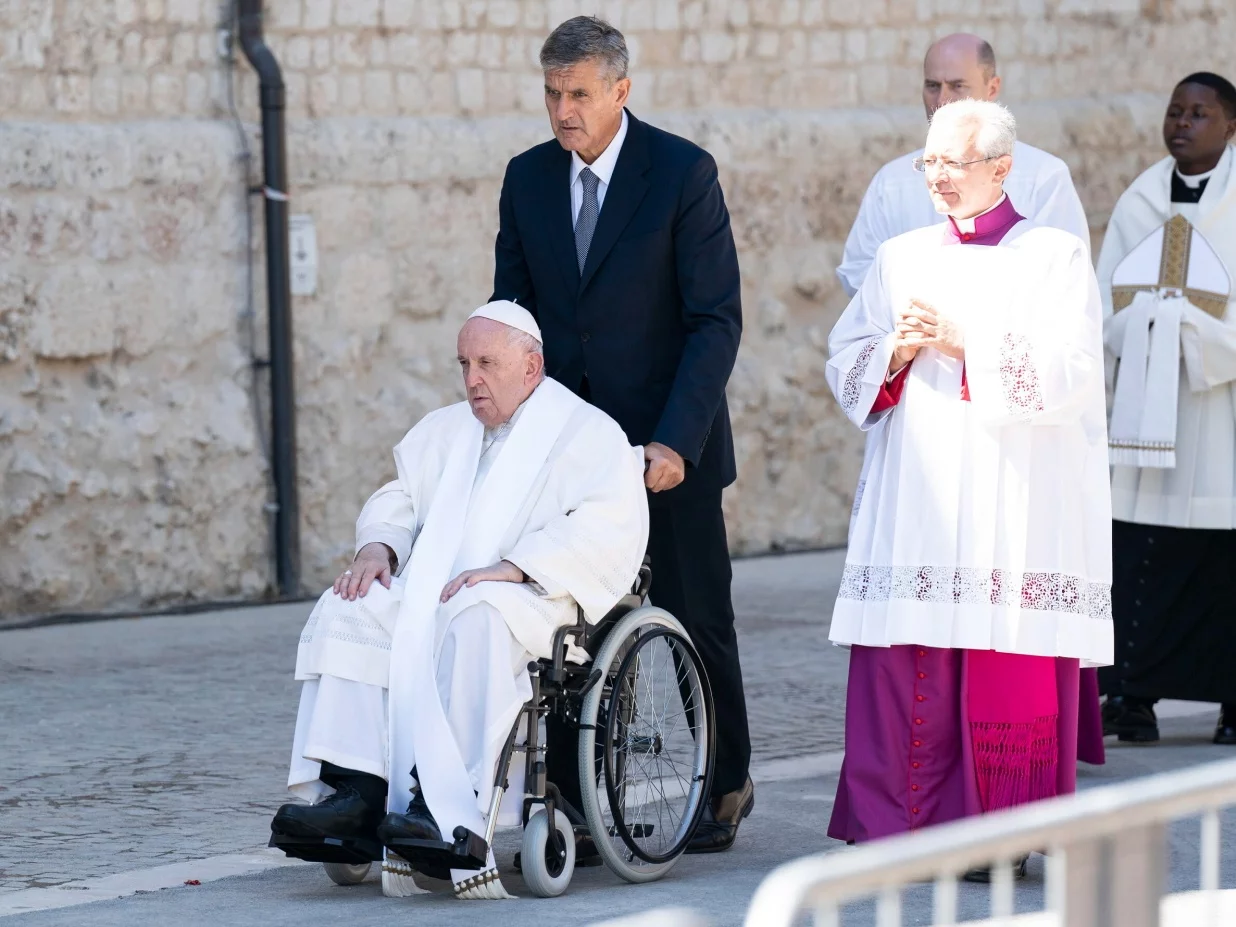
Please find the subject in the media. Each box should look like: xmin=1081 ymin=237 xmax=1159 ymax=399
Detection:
xmin=836 ymin=140 xmax=1090 ymax=540
xmin=827 ymin=219 xmax=1112 ymax=666
xmin=1097 ymin=146 xmax=1236 ymax=527
xmin=288 ymin=377 xmax=648 ymax=870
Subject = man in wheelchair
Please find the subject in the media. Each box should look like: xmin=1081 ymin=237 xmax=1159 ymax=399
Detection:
xmin=271 ymin=302 xmax=650 ymax=899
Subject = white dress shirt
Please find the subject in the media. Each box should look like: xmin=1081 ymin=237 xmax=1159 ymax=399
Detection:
xmin=570 ymin=110 xmax=629 ymax=225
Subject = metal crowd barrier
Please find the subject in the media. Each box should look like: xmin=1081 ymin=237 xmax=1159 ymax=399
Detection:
xmin=743 ymin=756 xmax=1236 ymax=927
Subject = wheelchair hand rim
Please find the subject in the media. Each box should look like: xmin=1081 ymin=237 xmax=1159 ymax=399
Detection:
xmin=601 ymin=625 xmax=716 ymax=865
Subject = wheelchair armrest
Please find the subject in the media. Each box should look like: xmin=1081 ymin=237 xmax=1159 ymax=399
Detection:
xmin=633 ymin=556 xmax=652 ymax=600
xmin=548 ymin=608 xmax=588 ymax=685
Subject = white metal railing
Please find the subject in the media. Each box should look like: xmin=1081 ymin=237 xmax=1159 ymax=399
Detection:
xmin=743 ymin=756 xmax=1236 ymax=927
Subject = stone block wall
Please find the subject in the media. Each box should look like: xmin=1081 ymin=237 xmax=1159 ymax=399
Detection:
xmin=0 ymin=0 xmax=1232 ymax=618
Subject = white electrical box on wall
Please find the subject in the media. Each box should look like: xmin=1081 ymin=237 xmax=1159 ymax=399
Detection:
xmin=289 ymin=214 xmax=318 ymax=296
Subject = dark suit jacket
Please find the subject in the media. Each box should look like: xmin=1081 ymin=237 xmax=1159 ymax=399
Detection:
xmin=491 ymin=111 xmax=742 ymax=505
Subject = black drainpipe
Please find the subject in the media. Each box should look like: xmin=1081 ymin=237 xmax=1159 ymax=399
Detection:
xmin=238 ymin=0 xmax=300 ymax=597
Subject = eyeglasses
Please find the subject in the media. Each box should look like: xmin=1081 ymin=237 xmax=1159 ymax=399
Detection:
xmin=912 ymin=156 xmax=1000 ymax=175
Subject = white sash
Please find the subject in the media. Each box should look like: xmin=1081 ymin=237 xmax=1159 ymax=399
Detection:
xmin=1109 ymin=290 xmax=1183 ymax=468
xmin=385 ymin=378 xmax=583 ymax=861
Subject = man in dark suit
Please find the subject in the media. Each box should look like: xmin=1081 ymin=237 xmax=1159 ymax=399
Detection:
xmin=491 ymin=16 xmax=753 ymax=854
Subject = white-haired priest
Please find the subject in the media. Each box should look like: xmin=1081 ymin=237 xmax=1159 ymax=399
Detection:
xmin=271 ymin=301 xmax=649 ymax=899
xmin=824 ymin=100 xmax=1113 ymax=880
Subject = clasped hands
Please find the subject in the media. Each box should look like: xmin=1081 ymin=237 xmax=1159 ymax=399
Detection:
xmin=891 ymin=299 xmax=965 ymax=374
xmin=332 ymin=541 xmax=526 ymax=604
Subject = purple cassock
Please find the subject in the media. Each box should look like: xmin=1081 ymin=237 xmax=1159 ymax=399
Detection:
xmin=828 ymin=197 xmax=1105 ymax=844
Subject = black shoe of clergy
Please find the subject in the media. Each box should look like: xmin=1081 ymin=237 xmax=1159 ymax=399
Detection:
xmin=685 ymin=777 xmax=755 ymax=854
xmin=1113 ymin=700 xmax=1161 ymax=744
xmin=271 ymin=764 xmax=386 ymax=841
xmin=1215 ymin=706 xmax=1236 ymax=745
xmin=1100 ymin=696 xmax=1126 ymax=736
xmin=377 ymin=788 xmax=443 ymax=845
xmin=963 ymin=855 xmax=1029 ymax=884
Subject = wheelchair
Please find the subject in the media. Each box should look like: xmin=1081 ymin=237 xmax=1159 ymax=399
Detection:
xmin=292 ymin=559 xmax=716 ymax=897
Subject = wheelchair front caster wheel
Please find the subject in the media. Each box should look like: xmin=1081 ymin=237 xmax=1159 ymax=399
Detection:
xmin=520 ymin=809 xmax=576 ymax=897
xmin=323 ymin=861 xmax=372 ymax=885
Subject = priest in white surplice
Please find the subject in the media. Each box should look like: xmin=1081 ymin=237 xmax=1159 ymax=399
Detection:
xmin=271 ymin=301 xmax=648 ymax=899
xmin=825 ymin=100 xmax=1113 ymax=877
xmin=1095 ymin=72 xmax=1236 ymax=747
xmin=836 ymin=33 xmax=1106 ymax=769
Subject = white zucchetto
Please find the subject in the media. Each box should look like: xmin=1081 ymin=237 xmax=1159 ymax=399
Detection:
xmin=467 ymin=300 xmax=542 ymax=344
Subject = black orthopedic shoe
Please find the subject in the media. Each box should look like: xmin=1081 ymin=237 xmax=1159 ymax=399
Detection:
xmin=377 ymin=785 xmax=456 ymax=881
xmin=1215 ymin=705 xmax=1236 ymax=745
xmin=271 ymin=762 xmax=386 ymax=841
xmin=1107 ymin=697 xmax=1160 ymax=743
xmin=686 ymin=777 xmax=755 ymax=854
xmin=963 ymin=855 xmax=1029 ymax=884
xmin=377 ymin=788 xmax=442 ymax=845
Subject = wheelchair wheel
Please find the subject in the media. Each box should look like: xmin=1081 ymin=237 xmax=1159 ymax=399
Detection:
xmin=323 ymin=861 xmax=371 ymax=885
xmin=578 ymin=606 xmax=715 ymax=883
xmin=520 ymin=807 xmax=576 ymax=897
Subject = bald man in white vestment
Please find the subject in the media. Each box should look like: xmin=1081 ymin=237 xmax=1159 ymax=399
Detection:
xmin=270 ymin=302 xmax=649 ymax=900
xmin=837 ymin=34 xmax=1088 ymax=297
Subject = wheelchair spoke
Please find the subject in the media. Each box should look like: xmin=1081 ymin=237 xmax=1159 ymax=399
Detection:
xmin=590 ymin=621 xmax=713 ymax=868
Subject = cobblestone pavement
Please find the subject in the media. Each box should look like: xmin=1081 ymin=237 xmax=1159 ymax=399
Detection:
xmin=0 ymin=551 xmax=847 ymax=895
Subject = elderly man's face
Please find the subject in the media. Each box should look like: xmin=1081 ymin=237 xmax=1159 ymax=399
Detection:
xmin=922 ymin=123 xmax=1010 ymax=219
xmin=457 ymin=319 xmax=544 ymax=428
xmin=544 ymin=59 xmax=630 ymax=164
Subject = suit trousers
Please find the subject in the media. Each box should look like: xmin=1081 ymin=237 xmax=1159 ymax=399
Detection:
xmin=547 ymin=491 xmax=752 ymax=811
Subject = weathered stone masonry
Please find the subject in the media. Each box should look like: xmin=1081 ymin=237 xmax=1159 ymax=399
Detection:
xmin=0 ymin=0 xmax=1232 ymax=618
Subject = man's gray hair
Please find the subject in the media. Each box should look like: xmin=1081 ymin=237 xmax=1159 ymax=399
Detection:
xmin=928 ymin=99 xmax=1017 ymax=158
xmin=507 ymin=327 xmax=543 ymax=358
xmin=540 ymin=16 xmax=629 ymax=83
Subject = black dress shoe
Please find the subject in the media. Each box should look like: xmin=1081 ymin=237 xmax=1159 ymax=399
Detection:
xmin=963 ymin=855 xmax=1029 ymax=883
xmin=377 ymin=790 xmax=443 ymax=845
xmin=1112 ymin=700 xmax=1160 ymax=743
xmin=686 ymin=777 xmax=755 ymax=854
xmin=1215 ymin=705 xmax=1236 ymax=745
xmin=271 ymin=777 xmax=384 ymax=841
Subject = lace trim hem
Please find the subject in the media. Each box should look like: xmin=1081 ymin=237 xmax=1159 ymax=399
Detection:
xmin=839 ymin=564 xmax=1112 ymax=619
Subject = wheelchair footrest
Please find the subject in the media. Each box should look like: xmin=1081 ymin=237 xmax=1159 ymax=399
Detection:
xmin=383 ymin=825 xmax=488 ymax=873
xmin=269 ymin=831 xmax=383 ymax=865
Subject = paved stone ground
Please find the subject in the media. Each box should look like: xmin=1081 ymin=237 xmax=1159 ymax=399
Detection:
xmin=0 ymin=551 xmax=848 ymax=895
xmin=3 ymin=550 xmax=1235 ymax=926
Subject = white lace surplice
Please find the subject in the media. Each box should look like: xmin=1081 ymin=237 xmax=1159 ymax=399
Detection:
xmin=826 ymin=221 xmax=1114 ymax=667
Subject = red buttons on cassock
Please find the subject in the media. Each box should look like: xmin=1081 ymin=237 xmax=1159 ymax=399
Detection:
xmin=918 ymin=672 xmax=926 ymax=679
xmin=918 ymin=650 xmax=927 ymax=657
xmin=913 ymin=740 xmax=922 ymax=747
xmin=916 ymin=695 xmax=925 ymax=702
xmin=912 ymin=762 xmax=921 ymax=769
xmin=911 ymin=784 xmax=920 ymax=791
xmin=915 ymin=718 xmax=923 ymax=725
xmin=912 ymin=807 xmax=921 ymax=815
